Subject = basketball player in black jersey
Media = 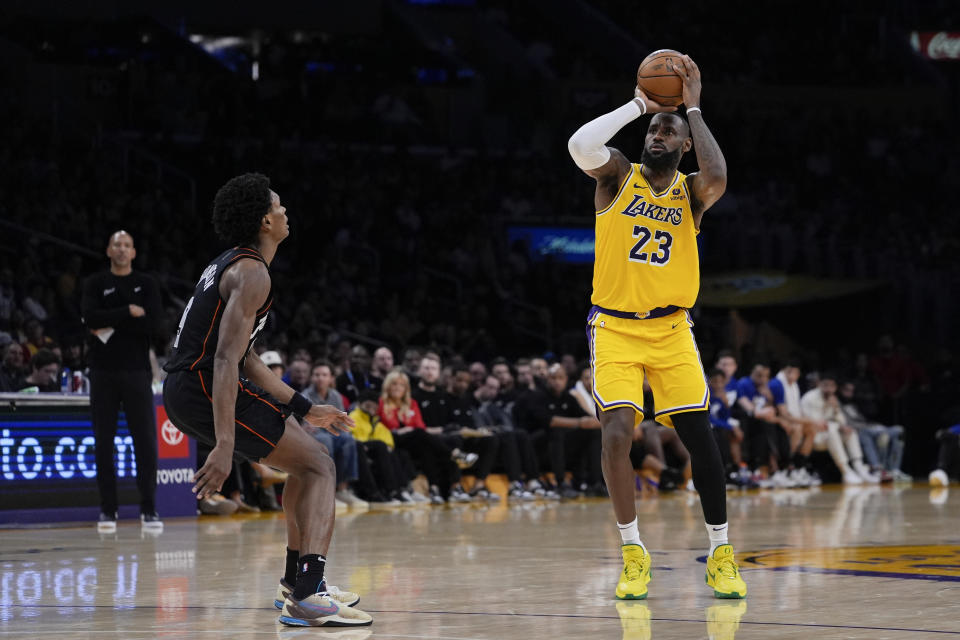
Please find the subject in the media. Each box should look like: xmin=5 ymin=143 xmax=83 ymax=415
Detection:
xmin=162 ymin=173 xmax=372 ymax=627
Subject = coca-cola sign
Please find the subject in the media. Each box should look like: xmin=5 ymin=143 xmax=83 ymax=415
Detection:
xmin=911 ymin=31 xmax=960 ymax=60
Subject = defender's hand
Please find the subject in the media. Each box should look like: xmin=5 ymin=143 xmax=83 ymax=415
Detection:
xmin=634 ymin=86 xmax=678 ymax=114
xmin=193 ymin=444 xmax=233 ymax=499
xmin=303 ymin=404 xmax=355 ymax=435
xmin=671 ymin=54 xmax=702 ymax=109
xmin=129 ymin=304 xmax=146 ymax=318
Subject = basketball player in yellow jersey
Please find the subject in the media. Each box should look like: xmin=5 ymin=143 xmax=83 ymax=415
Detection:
xmin=568 ymin=55 xmax=746 ymax=600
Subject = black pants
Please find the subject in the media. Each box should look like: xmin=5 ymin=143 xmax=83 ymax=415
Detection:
xmin=394 ymin=429 xmax=460 ymax=493
xmin=442 ymin=433 xmax=499 ymax=479
xmin=534 ymin=427 xmax=602 ymax=486
xmin=496 ymin=430 xmax=540 ymax=482
xmin=90 ymin=369 xmax=157 ymax=515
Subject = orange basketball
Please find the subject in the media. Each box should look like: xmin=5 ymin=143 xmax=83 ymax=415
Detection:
xmin=637 ymin=49 xmax=684 ymax=107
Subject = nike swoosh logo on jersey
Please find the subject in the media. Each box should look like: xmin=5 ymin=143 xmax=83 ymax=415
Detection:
xmin=134 ymin=286 xmax=142 ymax=292
xmin=633 ymin=184 xmax=648 ymax=190
xmin=103 ymin=288 xmax=115 ymax=296
xmin=671 ymin=321 xmax=681 ymax=329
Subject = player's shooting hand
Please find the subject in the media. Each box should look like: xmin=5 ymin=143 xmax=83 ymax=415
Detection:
xmin=671 ymin=54 xmax=702 ymax=109
xmin=193 ymin=444 xmax=233 ymax=499
xmin=303 ymin=404 xmax=355 ymax=436
xmin=634 ymin=86 xmax=677 ymax=114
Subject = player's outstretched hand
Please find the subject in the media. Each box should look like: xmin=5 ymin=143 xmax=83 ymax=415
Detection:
xmin=634 ymin=86 xmax=678 ymax=114
xmin=671 ymin=54 xmax=702 ymax=109
xmin=193 ymin=443 xmax=233 ymax=499
xmin=304 ymin=404 xmax=356 ymax=436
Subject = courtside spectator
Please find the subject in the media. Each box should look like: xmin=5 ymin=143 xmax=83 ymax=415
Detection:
xmin=21 ymin=347 xmax=61 ymax=392
xmin=337 ymin=344 xmax=375 ymax=405
xmin=839 ymin=380 xmax=910 ymax=482
xmin=801 ymin=372 xmax=879 ymax=484
xmin=379 ymin=369 xmax=470 ymax=503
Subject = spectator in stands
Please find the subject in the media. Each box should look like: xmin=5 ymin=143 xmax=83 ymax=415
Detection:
xmin=734 ymin=363 xmax=788 ymax=484
xmin=468 ymin=361 xmax=488 ymax=391
xmin=569 ymin=362 xmax=596 ymax=417
xmin=473 ymin=373 xmax=539 ymax=500
xmin=0 ymin=340 xmax=26 ymax=391
xmin=350 ymin=389 xmax=421 ymax=504
xmin=707 ymin=368 xmax=745 ymax=480
xmin=839 ymin=380 xmax=909 ymax=482
xmin=379 ymin=369 xmax=470 ymax=503
xmin=849 ymin=353 xmax=882 ymax=421
xmin=768 ymin=360 xmax=821 ymax=487
xmin=514 ymin=358 xmax=535 ymax=392
xmin=337 ymin=344 xmax=375 ymax=406
xmin=444 ymin=365 xmax=500 ymax=501
xmin=22 ymin=319 xmax=55 ymax=358
xmin=928 ymin=425 xmax=959 ymax=487
xmin=715 ymin=350 xmax=740 ymax=405
xmin=516 ymin=363 xmax=602 ymax=498
xmin=401 ymin=347 xmax=422 ymax=382
xmin=490 ymin=358 xmax=516 ymax=403
xmin=370 ymin=346 xmax=394 ymax=390
xmin=260 ymin=350 xmax=285 ymax=378
xmin=286 ymin=358 xmax=311 ymax=393
xmin=21 ymin=347 xmax=60 ymax=392
xmin=530 ymin=357 xmax=549 ymax=386
xmin=303 ymin=361 xmax=346 ymax=408
xmin=303 ymin=360 xmax=367 ymax=508
xmin=801 ymin=371 xmax=879 ymax=484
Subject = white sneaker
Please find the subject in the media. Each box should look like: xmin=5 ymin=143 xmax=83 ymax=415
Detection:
xmin=807 ymin=470 xmax=823 ymax=486
xmin=853 ymin=462 xmax=880 ymax=484
xmin=843 ymin=469 xmax=864 ymax=485
xmin=405 ymin=490 xmax=429 ymax=504
xmin=929 ymin=469 xmax=950 ymax=487
xmin=97 ymin=512 xmax=117 ymax=533
xmin=788 ymin=468 xmax=811 ymax=487
xmin=335 ymin=489 xmax=369 ymax=509
xmin=771 ymin=470 xmax=795 ymax=488
xmin=335 ymin=498 xmax=348 ymax=509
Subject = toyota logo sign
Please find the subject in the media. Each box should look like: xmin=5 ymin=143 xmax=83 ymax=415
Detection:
xmin=162 ymin=420 xmax=185 ymax=446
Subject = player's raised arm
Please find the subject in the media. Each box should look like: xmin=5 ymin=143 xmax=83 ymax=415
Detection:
xmin=673 ymin=55 xmax=727 ymax=227
xmin=568 ymin=88 xmax=676 ymax=211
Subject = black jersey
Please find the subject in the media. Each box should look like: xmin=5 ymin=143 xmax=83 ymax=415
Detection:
xmin=164 ymin=247 xmax=273 ymax=374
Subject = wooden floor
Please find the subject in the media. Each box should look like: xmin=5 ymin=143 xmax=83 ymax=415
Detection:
xmin=2 ymin=485 xmax=959 ymax=639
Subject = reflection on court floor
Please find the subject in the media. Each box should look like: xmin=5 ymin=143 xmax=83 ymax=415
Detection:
xmin=1 ymin=485 xmax=958 ymax=639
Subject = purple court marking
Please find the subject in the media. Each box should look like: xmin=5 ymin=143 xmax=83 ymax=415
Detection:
xmin=6 ymin=604 xmax=960 ymax=635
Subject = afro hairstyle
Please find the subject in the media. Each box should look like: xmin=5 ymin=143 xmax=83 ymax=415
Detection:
xmin=212 ymin=173 xmax=272 ymax=246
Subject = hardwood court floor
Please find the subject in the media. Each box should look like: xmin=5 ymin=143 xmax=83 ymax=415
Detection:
xmin=2 ymin=485 xmax=959 ymax=639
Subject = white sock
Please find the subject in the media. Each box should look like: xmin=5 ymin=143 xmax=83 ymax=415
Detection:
xmin=617 ymin=517 xmax=645 ymax=551
xmin=706 ymin=522 xmax=729 ymax=555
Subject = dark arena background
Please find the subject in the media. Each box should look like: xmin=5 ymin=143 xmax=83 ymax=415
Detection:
xmin=1 ymin=1 xmax=959 ymax=639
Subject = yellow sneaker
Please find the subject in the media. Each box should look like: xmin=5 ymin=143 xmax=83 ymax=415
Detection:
xmin=616 ymin=601 xmax=651 ymax=640
xmin=705 ymin=544 xmax=747 ymax=599
xmin=706 ymin=601 xmax=747 ymax=640
xmin=615 ymin=544 xmax=652 ymax=600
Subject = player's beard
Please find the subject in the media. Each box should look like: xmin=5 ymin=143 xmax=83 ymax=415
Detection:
xmin=640 ymin=146 xmax=682 ymax=173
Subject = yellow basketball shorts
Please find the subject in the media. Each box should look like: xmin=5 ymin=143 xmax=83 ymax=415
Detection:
xmin=586 ymin=306 xmax=709 ymax=428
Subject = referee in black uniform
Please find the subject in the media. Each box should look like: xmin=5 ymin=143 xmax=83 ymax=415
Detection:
xmin=81 ymin=230 xmax=163 ymax=533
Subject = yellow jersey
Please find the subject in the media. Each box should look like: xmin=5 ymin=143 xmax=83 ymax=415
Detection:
xmin=591 ymin=163 xmax=699 ymax=312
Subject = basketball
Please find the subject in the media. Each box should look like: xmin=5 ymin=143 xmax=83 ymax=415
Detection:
xmin=637 ymin=49 xmax=684 ymax=106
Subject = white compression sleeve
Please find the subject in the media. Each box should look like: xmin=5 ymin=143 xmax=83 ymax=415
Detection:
xmin=567 ymin=100 xmax=645 ymax=170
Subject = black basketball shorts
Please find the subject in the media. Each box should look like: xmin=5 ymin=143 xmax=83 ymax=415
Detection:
xmin=163 ymin=369 xmax=289 ymax=461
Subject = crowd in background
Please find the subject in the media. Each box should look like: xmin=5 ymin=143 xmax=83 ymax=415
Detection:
xmin=1 ymin=2 xmax=958 ymax=510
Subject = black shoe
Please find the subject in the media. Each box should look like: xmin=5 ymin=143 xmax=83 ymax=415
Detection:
xmin=97 ymin=512 xmax=117 ymax=533
xmin=141 ymin=512 xmax=164 ymax=532
xmin=559 ymin=483 xmax=581 ymax=499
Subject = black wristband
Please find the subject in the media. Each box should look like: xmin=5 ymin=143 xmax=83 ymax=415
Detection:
xmin=289 ymin=392 xmax=312 ymax=418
